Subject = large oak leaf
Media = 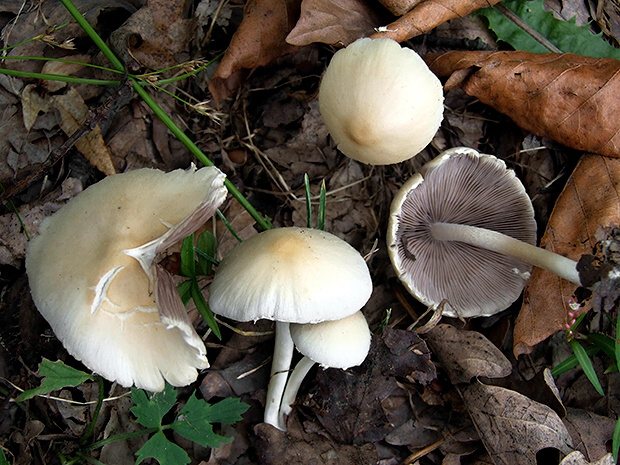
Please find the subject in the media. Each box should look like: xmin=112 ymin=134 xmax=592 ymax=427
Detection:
xmin=208 ymin=0 xmax=301 ymax=106
xmin=513 ymin=154 xmax=620 ymax=357
xmin=370 ymin=0 xmax=502 ymax=42
xmin=425 ymin=51 xmax=620 ymax=158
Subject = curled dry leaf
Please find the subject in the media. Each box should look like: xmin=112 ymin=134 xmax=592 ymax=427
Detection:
xmin=208 ymin=0 xmax=302 ymax=107
xmin=560 ymin=451 xmax=615 ymax=465
xmin=462 ymin=381 xmax=573 ymax=465
xmin=514 ymin=154 xmax=620 ymax=357
xmin=425 ymin=51 xmax=620 ymax=159
xmin=285 ymin=0 xmax=385 ymax=47
xmin=424 ymin=324 xmax=512 ymax=384
xmin=563 ymin=408 xmax=617 ymax=462
xmin=370 ymin=0 xmax=502 ymax=42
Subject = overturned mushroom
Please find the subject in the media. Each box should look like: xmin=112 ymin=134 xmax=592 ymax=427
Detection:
xmin=319 ymin=37 xmax=444 ymax=165
xmin=279 ymin=311 xmax=371 ymax=429
xmin=388 ymin=147 xmax=583 ymax=318
xmin=26 ymin=166 xmax=227 ymax=392
xmin=208 ymin=227 xmax=372 ymax=429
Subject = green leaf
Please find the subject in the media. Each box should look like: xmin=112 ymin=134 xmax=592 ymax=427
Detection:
xmin=551 ymin=344 xmax=600 ymax=376
xmin=475 ymin=0 xmax=620 ymax=59
xmin=318 ymin=180 xmax=326 ymax=231
xmin=196 ymin=230 xmax=217 ymax=275
xmin=587 ymin=333 xmax=617 ymax=360
xmin=173 ymin=394 xmax=249 ymax=448
xmin=191 ymin=281 xmax=221 ymax=339
xmin=18 ymin=359 xmax=92 ymax=402
xmin=613 ymin=416 xmax=620 ymax=463
xmin=0 ymin=447 xmax=9 ymax=465
xmin=180 ymin=234 xmax=196 ymax=278
xmin=570 ymin=339 xmax=605 ymax=396
xmin=304 ymin=173 xmax=312 ymax=229
xmin=178 ymin=280 xmax=193 ymax=306
xmin=135 ymin=430 xmax=190 ymax=465
xmin=130 ymin=384 xmax=177 ymax=428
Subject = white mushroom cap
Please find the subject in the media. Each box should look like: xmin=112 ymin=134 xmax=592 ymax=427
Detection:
xmin=318 ymin=37 xmax=444 ymax=165
xmin=289 ymin=311 xmax=371 ymax=369
xmin=26 ymin=166 xmax=227 ymax=392
xmin=209 ymin=227 xmax=373 ymax=324
xmin=387 ymin=147 xmax=537 ymax=318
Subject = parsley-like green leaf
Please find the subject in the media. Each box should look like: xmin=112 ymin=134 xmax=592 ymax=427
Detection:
xmin=173 ymin=394 xmax=249 ymax=448
xmin=18 ymin=359 xmax=92 ymax=402
xmin=131 ymin=384 xmax=177 ymax=428
xmin=135 ymin=430 xmax=190 ymax=465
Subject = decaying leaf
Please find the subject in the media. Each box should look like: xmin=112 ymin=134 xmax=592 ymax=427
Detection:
xmin=560 ymin=451 xmax=615 ymax=465
xmin=285 ymin=0 xmax=384 ymax=46
xmin=108 ymin=0 xmax=192 ymax=70
xmin=254 ymin=420 xmax=378 ymax=465
xmin=370 ymin=0 xmax=503 ymax=42
xmin=563 ymin=408 xmax=617 ymax=463
xmin=425 ymin=51 xmax=620 ymax=159
xmin=462 ymin=381 xmax=573 ymax=465
xmin=424 ymin=324 xmax=512 ymax=384
xmin=208 ymin=0 xmax=302 ymax=106
xmin=53 ymin=88 xmax=116 ymax=175
xmin=514 ymin=154 xmax=620 ymax=357
xmin=305 ymin=327 xmax=436 ymax=444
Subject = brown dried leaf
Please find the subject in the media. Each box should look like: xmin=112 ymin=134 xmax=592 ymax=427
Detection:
xmin=425 ymin=51 xmax=620 ymax=158
xmin=462 ymin=381 xmax=572 ymax=465
xmin=108 ymin=0 xmax=191 ymax=71
xmin=560 ymin=451 xmax=615 ymax=465
xmin=513 ymin=154 xmax=620 ymax=357
xmin=563 ymin=408 xmax=616 ymax=462
xmin=285 ymin=0 xmax=383 ymax=46
xmin=370 ymin=0 xmax=502 ymax=42
xmin=53 ymin=88 xmax=116 ymax=175
xmin=208 ymin=0 xmax=302 ymax=106
xmin=424 ymin=324 xmax=512 ymax=384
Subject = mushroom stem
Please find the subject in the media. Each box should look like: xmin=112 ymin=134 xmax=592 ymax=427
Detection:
xmin=430 ymin=222 xmax=581 ymax=285
xmin=278 ymin=356 xmax=316 ymax=428
xmin=264 ymin=321 xmax=295 ymax=430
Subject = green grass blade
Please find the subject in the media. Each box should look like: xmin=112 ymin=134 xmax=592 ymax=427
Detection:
xmin=190 ymin=281 xmax=221 ymax=339
xmin=613 ymin=416 xmax=620 ymax=463
xmin=196 ymin=230 xmax=217 ymax=275
xmin=304 ymin=173 xmax=312 ymax=228
xmin=0 ymin=67 xmax=120 ymax=85
xmin=180 ymin=235 xmax=196 ymax=278
xmin=587 ymin=333 xmax=617 ymax=360
xmin=216 ymin=209 xmax=243 ymax=243
xmin=570 ymin=339 xmax=604 ymax=396
xmin=318 ymin=180 xmax=326 ymax=231
xmin=551 ymin=345 xmax=599 ymax=376
xmin=131 ymin=80 xmax=271 ymax=231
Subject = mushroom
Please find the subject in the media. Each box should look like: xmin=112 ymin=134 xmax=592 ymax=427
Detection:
xmin=318 ymin=37 xmax=444 ymax=165
xmin=278 ymin=311 xmax=371 ymax=429
xmin=26 ymin=166 xmax=227 ymax=392
xmin=208 ymin=227 xmax=372 ymax=429
xmin=387 ymin=147 xmax=582 ymax=318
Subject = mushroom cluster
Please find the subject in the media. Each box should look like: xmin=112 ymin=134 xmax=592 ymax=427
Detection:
xmin=388 ymin=147 xmax=583 ymax=318
xmin=208 ymin=227 xmax=373 ymax=430
xmin=26 ymin=166 xmax=227 ymax=392
xmin=319 ymin=37 xmax=444 ymax=165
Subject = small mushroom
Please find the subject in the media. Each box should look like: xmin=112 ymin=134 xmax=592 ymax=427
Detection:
xmin=26 ymin=166 xmax=227 ymax=392
xmin=318 ymin=37 xmax=444 ymax=165
xmin=387 ymin=147 xmax=582 ymax=318
xmin=278 ymin=311 xmax=371 ymax=429
xmin=208 ymin=227 xmax=372 ymax=429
